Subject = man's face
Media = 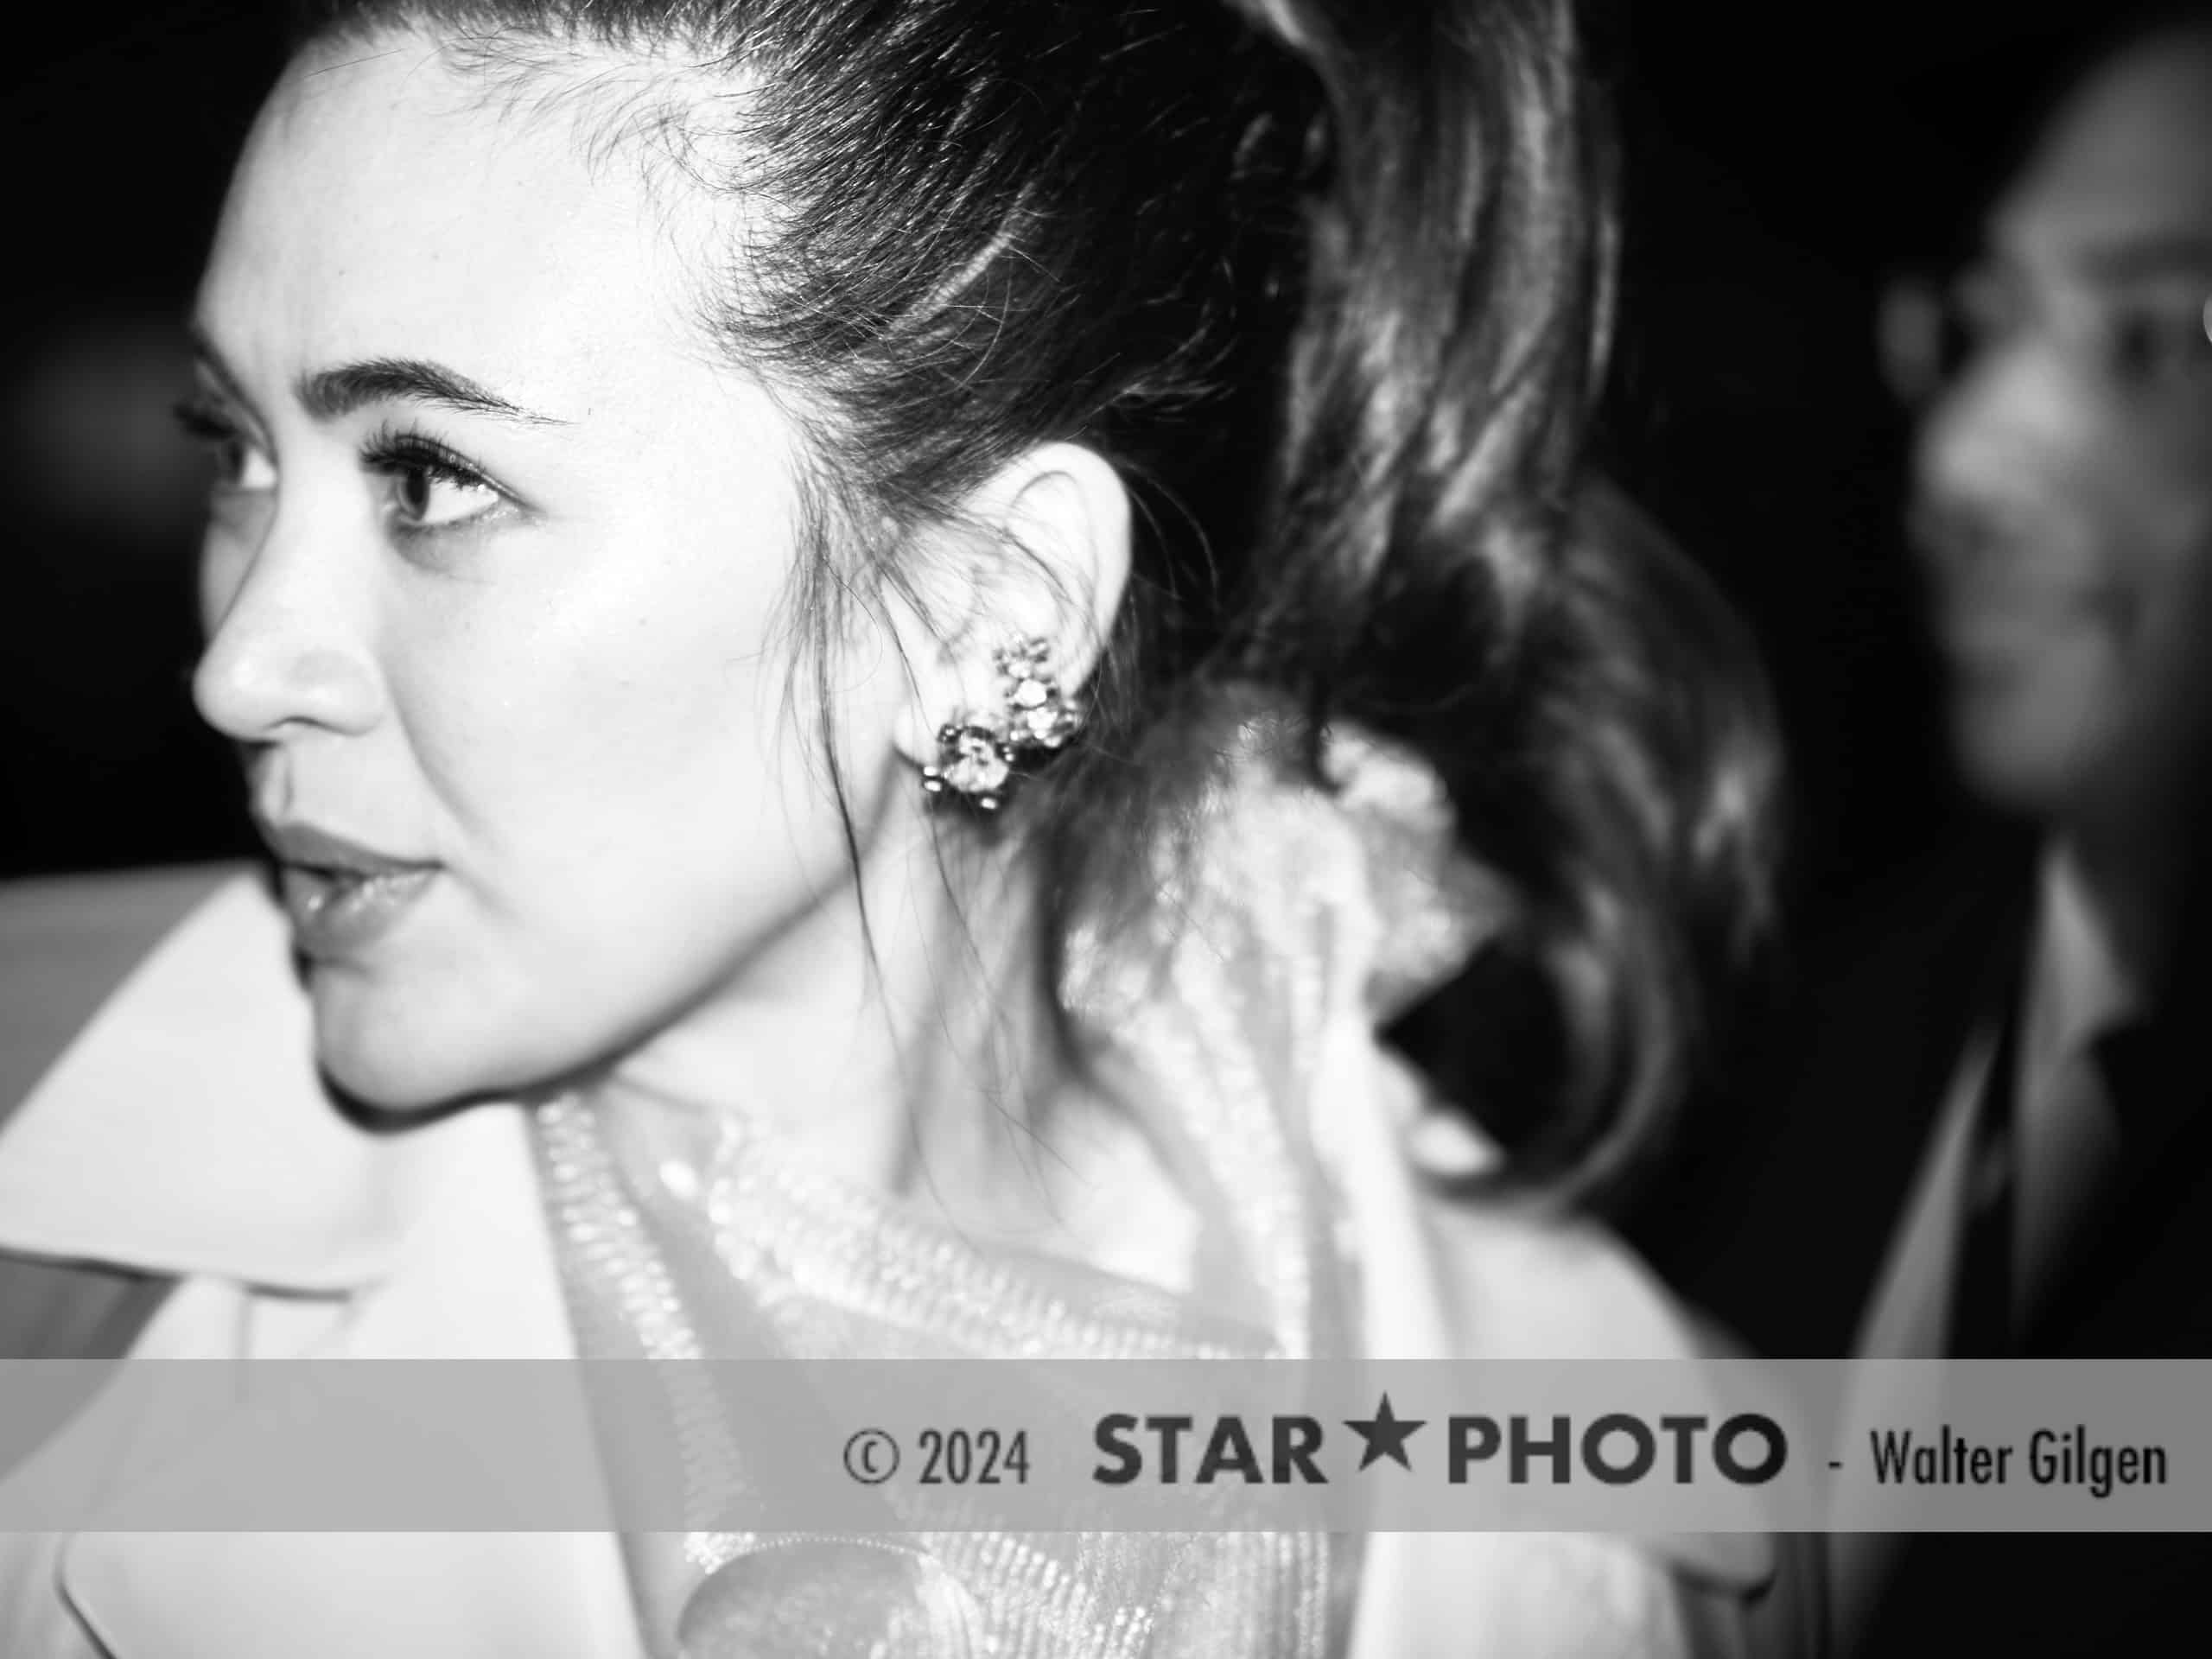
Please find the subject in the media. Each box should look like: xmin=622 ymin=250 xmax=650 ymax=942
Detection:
xmin=1910 ymin=34 xmax=2212 ymax=826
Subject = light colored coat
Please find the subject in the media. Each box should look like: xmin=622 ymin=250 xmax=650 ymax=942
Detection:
xmin=0 ymin=867 xmax=1797 ymax=1657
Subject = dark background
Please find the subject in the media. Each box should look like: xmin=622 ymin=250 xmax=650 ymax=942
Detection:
xmin=0 ymin=2 xmax=2106 ymax=939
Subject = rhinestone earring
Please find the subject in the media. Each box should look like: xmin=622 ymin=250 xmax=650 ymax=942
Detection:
xmin=918 ymin=638 xmax=1082 ymax=811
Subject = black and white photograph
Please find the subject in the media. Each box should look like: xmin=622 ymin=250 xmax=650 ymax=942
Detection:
xmin=3 ymin=3 xmax=2209 ymax=1654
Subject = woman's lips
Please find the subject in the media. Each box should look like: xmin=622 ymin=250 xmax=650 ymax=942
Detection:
xmin=277 ymin=862 xmax=438 ymax=960
xmin=258 ymin=821 xmax=439 ymax=960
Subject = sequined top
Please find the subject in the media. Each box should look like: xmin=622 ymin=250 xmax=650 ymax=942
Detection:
xmin=530 ymin=711 xmax=1507 ymax=1659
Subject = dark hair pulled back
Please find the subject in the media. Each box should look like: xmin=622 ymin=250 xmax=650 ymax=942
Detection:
xmin=297 ymin=0 xmax=1781 ymax=1203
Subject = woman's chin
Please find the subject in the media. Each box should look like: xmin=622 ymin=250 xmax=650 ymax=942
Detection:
xmin=308 ymin=998 xmax=512 ymax=1118
xmin=297 ymin=948 xmax=530 ymax=1114
xmin=308 ymin=1001 xmax=601 ymax=1120
xmin=315 ymin=1045 xmax=480 ymax=1118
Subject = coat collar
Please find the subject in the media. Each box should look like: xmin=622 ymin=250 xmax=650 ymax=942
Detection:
xmin=50 ymin=1095 xmax=636 ymax=1659
xmin=0 ymin=870 xmax=459 ymax=1291
xmin=0 ymin=872 xmax=635 ymax=1658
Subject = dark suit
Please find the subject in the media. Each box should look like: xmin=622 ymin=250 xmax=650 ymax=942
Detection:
xmin=1645 ymin=830 xmax=2212 ymax=1656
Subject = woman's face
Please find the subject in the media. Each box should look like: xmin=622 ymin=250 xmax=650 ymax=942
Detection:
xmin=191 ymin=35 xmax=899 ymax=1109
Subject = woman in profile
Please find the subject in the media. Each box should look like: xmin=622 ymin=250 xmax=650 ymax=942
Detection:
xmin=0 ymin=0 xmax=1794 ymax=1653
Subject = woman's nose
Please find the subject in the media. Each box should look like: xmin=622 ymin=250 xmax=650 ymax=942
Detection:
xmin=192 ymin=521 xmax=384 ymax=745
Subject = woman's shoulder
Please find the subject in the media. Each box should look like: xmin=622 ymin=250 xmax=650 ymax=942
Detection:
xmin=1355 ymin=1051 xmax=1714 ymax=1363
xmin=1419 ymin=1174 xmax=1725 ymax=1365
xmin=1351 ymin=1061 xmax=1808 ymax=1640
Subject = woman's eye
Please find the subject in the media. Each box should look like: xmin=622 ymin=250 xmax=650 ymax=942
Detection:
xmin=174 ymin=401 xmax=277 ymax=494
xmin=365 ymin=439 xmax=509 ymax=533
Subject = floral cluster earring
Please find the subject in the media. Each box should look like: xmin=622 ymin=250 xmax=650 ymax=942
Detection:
xmin=918 ymin=637 xmax=1083 ymax=812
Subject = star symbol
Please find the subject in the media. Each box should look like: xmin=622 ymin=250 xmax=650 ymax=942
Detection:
xmin=1343 ymin=1393 xmax=1426 ymax=1471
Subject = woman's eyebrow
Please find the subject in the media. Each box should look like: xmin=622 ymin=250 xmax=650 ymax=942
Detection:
xmin=293 ymin=357 xmax=573 ymax=428
xmin=188 ymin=323 xmax=575 ymax=429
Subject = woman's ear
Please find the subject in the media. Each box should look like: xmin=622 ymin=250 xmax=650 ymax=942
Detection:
xmin=890 ymin=442 xmax=1132 ymax=766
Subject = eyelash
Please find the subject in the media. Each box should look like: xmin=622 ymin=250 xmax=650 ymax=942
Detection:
xmin=173 ymin=397 xmax=236 ymax=443
xmin=171 ymin=401 xmax=513 ymax=533
xmin=173 ymin=397 xmax=261 ymax=482
xmin=361 ymin=423 xmax=515 ymax=542
xmin=359 ymin=422 xmax=495 ymax=499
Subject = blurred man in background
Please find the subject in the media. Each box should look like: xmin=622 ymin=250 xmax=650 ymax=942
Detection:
xmin=1677 ymin=6 xmax=2212 ymax=1652
xmin=1873 ymin=5 xmax=2212 ymax=1360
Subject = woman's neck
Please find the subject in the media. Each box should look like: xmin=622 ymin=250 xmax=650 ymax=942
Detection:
xmin=572 ymin=815 xmax=1126 ymax=1242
